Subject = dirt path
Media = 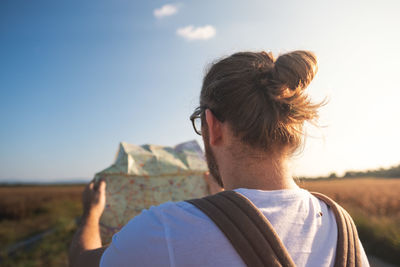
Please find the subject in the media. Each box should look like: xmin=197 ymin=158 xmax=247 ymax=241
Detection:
xmin=2 ymin=228 xmax=55 ymax=256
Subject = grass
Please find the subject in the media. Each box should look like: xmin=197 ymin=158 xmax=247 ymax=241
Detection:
xmin=0 ymin=220 xmax=77 ymax=267
xmin=0 ymin=178 xmax=399 ymax=266
xmin=0 ymin=185 xmax=84 ymax=258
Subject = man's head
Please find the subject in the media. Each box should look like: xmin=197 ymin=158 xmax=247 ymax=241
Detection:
xmin=191 ymin=50 xmax=322 ymax=187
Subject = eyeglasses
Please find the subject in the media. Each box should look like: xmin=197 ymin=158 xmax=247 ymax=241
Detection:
xmin=190 ymin=106 xmax=204 ymax=136
xmin=190 ymin=106 xmax=223 ymax=136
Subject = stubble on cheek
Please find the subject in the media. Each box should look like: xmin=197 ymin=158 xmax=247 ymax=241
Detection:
xmin=203 ymin=129 xmax=224 ymax=188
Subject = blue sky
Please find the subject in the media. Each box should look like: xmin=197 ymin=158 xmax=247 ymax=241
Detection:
xmin=1 ymin=0 xmax=399 ymax=182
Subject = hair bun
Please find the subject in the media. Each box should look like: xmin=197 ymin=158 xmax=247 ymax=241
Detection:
xmin=273 ymin=50 xmax=317 ymax=90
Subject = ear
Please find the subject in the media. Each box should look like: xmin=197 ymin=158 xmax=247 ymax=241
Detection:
xmin=205 ymin=109 xmax=223 ymax=146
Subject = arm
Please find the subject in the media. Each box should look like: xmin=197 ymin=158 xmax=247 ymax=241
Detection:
xmin=69 ymin=180 xmax=108 ymax=267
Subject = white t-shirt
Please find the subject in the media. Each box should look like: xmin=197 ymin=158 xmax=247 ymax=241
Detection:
xmin=100 ymin=187 xmax=369 ymax=267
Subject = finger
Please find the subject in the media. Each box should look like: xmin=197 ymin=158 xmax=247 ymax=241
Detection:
xmin=99 ymin=180 xmax=106 ymax=192
xmin=88 ymin=182 xmax=94 ymax=190
xmin=93 ymin=178 xmax=105 ymax=191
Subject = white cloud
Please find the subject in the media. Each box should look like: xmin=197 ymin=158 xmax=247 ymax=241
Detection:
xmin=153 ymin=4 xmax=178 ymax=19
xmin=176 ymin=25 xmax=216 ymax=41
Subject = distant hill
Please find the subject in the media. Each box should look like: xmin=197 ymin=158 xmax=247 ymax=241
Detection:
xmin=343 ymin=164 xmax=400 ymax=178
xmin=300 ymin=163 xmax=400 ymax=180
xmin=0 ymin=178 xmax=90 ymax=186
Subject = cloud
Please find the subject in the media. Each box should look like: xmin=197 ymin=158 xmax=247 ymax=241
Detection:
xmin=153 ymin=4 xmax=179 ymax=19
xmin=176 ymin=25 xmax=216 ymax=41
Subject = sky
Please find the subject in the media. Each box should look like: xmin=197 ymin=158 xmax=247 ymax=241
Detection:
xmin=1 ymin=0 xmax=399 ymax=182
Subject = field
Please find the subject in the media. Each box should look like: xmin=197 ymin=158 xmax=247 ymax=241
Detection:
xmin=0 ymin=185 xmax=84 ymax=266
xmin=0 ymin=178 xmax=399 ymax=266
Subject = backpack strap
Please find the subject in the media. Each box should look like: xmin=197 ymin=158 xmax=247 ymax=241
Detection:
xmin=311 ymin=192 xmax=362 ymax=267
xmin=187 ymin=190 xmax=362 ymax=267
xmin=186 ymin=190 xmax=296 ymax=267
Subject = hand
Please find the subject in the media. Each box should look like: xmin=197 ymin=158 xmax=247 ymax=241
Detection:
xmin=204 ymin=172 xmax=224 ymax=195
xmin=82 ymin=179 xmax=106 ymax=221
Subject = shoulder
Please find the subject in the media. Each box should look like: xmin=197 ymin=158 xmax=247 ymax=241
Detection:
xmin=100 ymin=200 xmax=209 ymax=267
xmin=99 ymin=201 xmax=179 ymax=267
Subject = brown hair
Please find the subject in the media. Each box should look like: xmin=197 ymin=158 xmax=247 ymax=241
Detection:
xmin=200 ymin=50 xmax=322 ymax=153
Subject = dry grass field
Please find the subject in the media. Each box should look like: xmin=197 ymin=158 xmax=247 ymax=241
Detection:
xmin=0 ymin=178 xmax=399 ymax=266
xmin=299 ymin=178 xmax=400 ymax=218
xmin=0 ymin=185 xmax=84 ymax=266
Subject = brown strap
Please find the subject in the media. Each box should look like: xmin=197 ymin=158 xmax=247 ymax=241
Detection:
xmin=221 ymin=191 xmax=296 ymax=267
xmin=311 ymin=192 xmax=362 ymax=267
xmin=187 ymin=191 xmax=361 ymax=267
xmin=187 ymin=194 xmax=265 ymax=267
xmin=342 ymin=206 xmax=362 ymax=267
xmin=187 ymin=191 xmax=296 ymax=267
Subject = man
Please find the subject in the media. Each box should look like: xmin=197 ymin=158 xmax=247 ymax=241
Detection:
xmin=69 ymin=50 xmax=369 ymax=266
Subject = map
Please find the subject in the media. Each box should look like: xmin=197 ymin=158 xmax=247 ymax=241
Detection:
xmin=93 ymin=140 xmax=209 ymax=243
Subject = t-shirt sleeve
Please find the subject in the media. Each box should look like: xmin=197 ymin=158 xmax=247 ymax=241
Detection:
xmin=100 ymin=206 xmax=170 ymax=267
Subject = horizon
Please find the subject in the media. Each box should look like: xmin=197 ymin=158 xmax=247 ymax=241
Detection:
xmin=1 ymin=138 xmax=399 ymax=183
xmin=1 ymin=0 xmax=399 ymax=182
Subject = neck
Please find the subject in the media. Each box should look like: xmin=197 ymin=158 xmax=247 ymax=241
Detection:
xmin=218 ymin=148 xmax=298 ymax=191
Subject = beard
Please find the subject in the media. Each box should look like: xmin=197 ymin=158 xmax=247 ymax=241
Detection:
xmin=203 ymin=127 xmax=224 ymax=188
